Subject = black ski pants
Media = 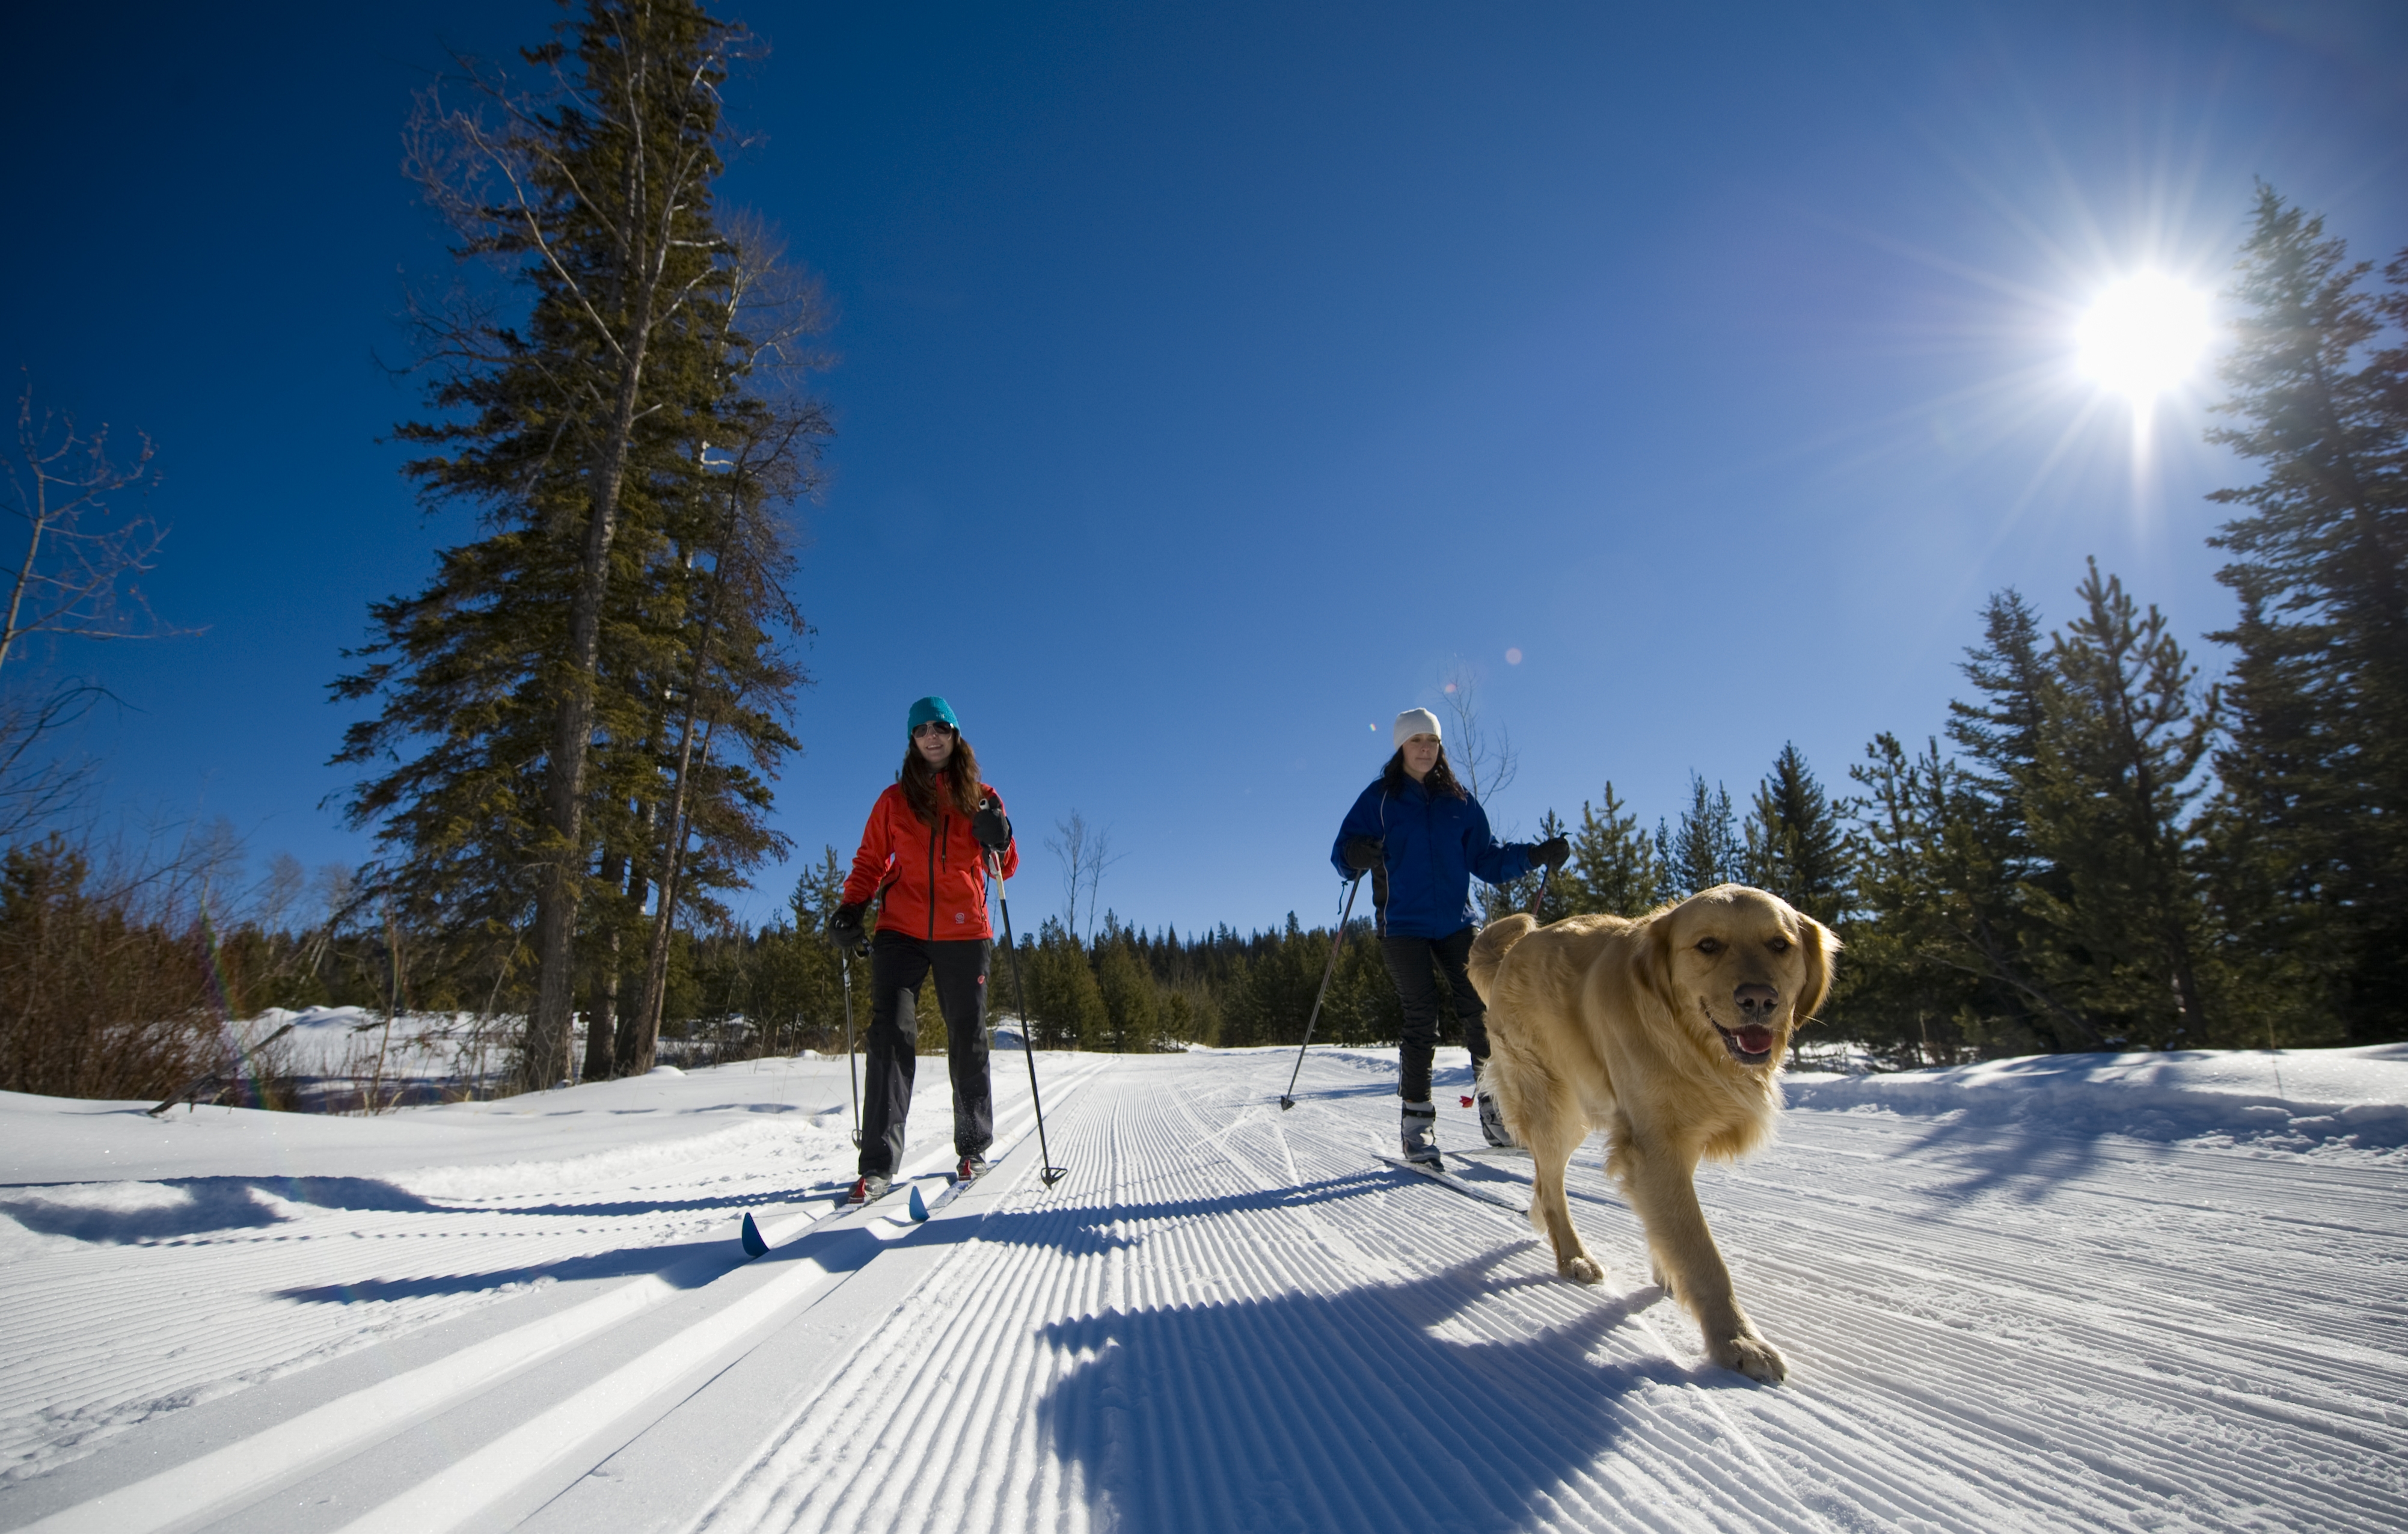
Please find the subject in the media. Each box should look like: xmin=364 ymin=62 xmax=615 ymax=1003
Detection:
xmin=1382 ymin=924 xmax=1487 ymax=1104
xmin=859 ymin=932 xmax=993 ymax=1179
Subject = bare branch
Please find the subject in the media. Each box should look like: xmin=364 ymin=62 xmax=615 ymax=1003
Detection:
xmin=4 ymin=375 xmax=191 ymax=679
xmin=1434 ymin=662 xmax=1516 ymax=802
xmin=1046 ymin=810 xmax=1124 ymax=942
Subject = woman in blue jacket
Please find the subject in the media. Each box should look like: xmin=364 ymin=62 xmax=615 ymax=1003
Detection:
xmin=1333 ymin=708 xmax=1567 ymax=1165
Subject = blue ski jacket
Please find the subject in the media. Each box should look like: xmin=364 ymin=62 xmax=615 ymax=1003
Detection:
xmin=1330 ymin=776 xmax=1535 ymax=938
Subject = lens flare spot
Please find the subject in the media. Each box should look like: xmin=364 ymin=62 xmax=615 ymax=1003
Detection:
xmin=1505 ymin=647 xmax=1523 ymax=665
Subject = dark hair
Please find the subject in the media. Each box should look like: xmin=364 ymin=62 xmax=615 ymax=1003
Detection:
xmin=1382 ymin=743 xmax=1468 ymax=799
xmin=899 ymin=730 xmax=984 ymax=825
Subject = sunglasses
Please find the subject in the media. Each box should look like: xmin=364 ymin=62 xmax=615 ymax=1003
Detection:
xmin=913 ymin=720 xmax=955 ymax=739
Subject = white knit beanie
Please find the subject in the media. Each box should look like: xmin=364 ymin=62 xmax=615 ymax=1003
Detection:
xmin=1393 ymin=708 xmax=1442 ymax=747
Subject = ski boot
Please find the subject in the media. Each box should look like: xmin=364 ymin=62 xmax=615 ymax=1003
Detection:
xmin=1477 ymin=1091 xmax=1516 ymax=1149
xmin=844 ymin=1173 xmax=891 ymax=1207
xmin=954 ymin=1154 xmax=988 ymax=1183
xmin=1400 ymin=1099 xmax=1441 ymax=1166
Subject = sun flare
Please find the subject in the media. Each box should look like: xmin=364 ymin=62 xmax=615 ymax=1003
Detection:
xmin=2076 ymin=272 xmax=2212 ymax=400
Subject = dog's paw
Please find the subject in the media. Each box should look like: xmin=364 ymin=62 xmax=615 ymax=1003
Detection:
xmin=1711 ymin=1333 xmax=1788 ymax=1385
xmin=1560 ymin=1254 xmax=1604 ymax=1285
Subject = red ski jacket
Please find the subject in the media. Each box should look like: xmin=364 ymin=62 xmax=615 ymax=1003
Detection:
xmin=840 ymin=782 xmax=1019 ymax=942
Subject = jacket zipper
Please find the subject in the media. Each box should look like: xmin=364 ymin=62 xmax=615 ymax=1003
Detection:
xmin=928 ymin=815 xmax=942 ymax=940
xmin=1425 ymin=789 xmax=1439 ymax=922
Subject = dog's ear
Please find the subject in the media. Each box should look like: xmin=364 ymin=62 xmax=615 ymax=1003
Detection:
xmin=1795 ymin=913 xmax=1840 ymax=1024
xmin=1637 ymin=904 xmax=1683 ymax=1016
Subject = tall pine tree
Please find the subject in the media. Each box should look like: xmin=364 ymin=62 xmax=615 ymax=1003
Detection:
xmin=1742 ymin=743 xmax=1849 ymax=924
xmin=1566 ymin=782 xmax=1664 ymax=916
xmin=2204 ymin=186 xmax=2408 ymax=1043
xmin=2023 ymin=562 xmax=2221 ymax=1048
xmin=1842 ymin=585 xmax=2113 ymax=1058
xmin=339 ymin=1 xmax=823 ymax=1088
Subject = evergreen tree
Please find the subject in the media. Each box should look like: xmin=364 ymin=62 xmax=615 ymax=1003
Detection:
xmin=1947 ymin=590 xmax=2050 ymax=857
xmin=1846 ymin=725 xmax=2100 ymax=1059
xmin=1219 ymin=910 xmax=1358 ymax=1048
xmin=2196 ymin=585 xmax=2347 ymax=1046
xmin=338 ymin=2 xmax=827 ymax=1088
xmin=1566 ymin=782 xmax=1664 ymax=916
xmin=2023 ymin=561 xmax=2222 ymax=1047
xmin=617 ymin=384 xmax=817 ymax=1074
xmin=1331 ymin=919 xmax=1394 ymax=1045
xmin=1221 ymin=913 xmax=1301 ymax=1048
xmin=1845 ymin=734 xmax=1977 ymax=1061
xmin=1668 ymin=775 xmax=1741 ymax=897
xmin=1020 ymin=919 xmax=1105 ymax=1051
xmin=1742 ymin=743 xmax=1849 ymax=922
xmin=1092 ymin=926 xmax=1160 ymax=1052
xmin=1907 ymin=588 xmax=2094 ymax=1051
xmin=736 ymin=848 xmax=849 ymax=1058
xmin=2204 ymin=186 xmax=2408 ymax=1042
xmin=1483 ymin=808 xmax=1573 ymax=922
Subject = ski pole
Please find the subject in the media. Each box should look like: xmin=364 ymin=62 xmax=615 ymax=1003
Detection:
xmin=841 ymin=945 xmax=863 ymax=1149
xmin=990 ymin=850 xmax=1067 ymax=1186
xmin=1524 ymin=865 xmax=1552 ymax=919
xmin=1279 ymin=874 xmax=1361 ymax=1110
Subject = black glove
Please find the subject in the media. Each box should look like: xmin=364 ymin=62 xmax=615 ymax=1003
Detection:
xmin=973 ymin=801 xmax=1012 ymax=851
xmin=827 ymin=901 xmax=868 ymax=950
xmin=1532 ymin=835 xmax=1570 ymax=872
xmin=1343 ymin=835 xmax=1385 ymax=873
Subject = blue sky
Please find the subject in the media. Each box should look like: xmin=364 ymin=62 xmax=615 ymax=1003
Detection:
xmin=4 ymin=1 xmax=2404 ymax=938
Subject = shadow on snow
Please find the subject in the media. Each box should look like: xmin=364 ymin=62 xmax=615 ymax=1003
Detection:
xmin=1029 ymin=1247 xmax=1745 ymax=1534
xmin=0 ymin=1175 xmax=446 ymax=1242
xmin=0 ymin=1173 xmax=851 ymax=1245
xmin=868 ymin=1169 xmax=1768 ymax=1531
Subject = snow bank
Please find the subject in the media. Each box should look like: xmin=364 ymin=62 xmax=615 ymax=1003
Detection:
xmin=235 ymin=1006 xmax=500 ymax=1076
xmin=1785 ymin=1043 xmax=2408 ymax=1156
xmin=0 ymin=1055 xmax=855 ymax=1188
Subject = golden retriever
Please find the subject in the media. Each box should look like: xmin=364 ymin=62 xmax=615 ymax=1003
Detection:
xmin=1469 ymin=883 xmax=1837 ymax=1383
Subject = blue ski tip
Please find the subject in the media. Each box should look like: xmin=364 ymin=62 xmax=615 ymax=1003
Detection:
xmin=740 ymin=1212 xmax=768 ymax=1257
xmin=908 ymin=1185 xmax=930 ymax=1222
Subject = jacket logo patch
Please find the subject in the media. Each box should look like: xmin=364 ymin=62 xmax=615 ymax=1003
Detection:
xmin=954 ymin=911 xmax=966 ymax=923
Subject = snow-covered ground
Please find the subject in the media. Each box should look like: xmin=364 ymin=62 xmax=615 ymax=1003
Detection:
xmin=1 ymin=1043 xmax=2402 ymax=1532
xmin=210 ymin=1007 xmax=757 ymax=1110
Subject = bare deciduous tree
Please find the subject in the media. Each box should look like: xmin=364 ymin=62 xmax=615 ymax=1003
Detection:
xmin=2 ymin=377 xmax=189 ymax=839
xmin=1046 ymin=810 xmax=1122 ymax=942
xmin=1435 ymin=663 xmax=1517 ymax=802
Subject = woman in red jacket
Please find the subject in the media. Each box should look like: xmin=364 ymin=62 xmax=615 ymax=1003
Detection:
xmin=829 ymin=696 xmax=1019 ymax=1206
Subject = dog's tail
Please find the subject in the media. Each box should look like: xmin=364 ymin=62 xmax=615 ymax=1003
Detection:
xmin=1467 ymin=913 xmax=1537 ymax=1005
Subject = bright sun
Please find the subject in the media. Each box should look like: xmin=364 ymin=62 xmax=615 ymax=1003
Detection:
xmin=2076 ymin=272 xmax=2213 ymax=400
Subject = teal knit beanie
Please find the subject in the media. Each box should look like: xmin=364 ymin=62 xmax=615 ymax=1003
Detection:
xmin=907 ymin=696 xmax=959 ymax=734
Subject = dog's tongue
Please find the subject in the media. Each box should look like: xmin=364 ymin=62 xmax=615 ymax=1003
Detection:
xmin=1736 ymin=1025 xmax=1774 ymax=1057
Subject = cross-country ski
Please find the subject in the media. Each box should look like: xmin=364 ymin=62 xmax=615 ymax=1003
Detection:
xmin=1373 ymin=1151 xmax=1531 ymax=1215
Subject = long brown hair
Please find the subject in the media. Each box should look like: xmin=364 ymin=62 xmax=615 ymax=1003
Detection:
xmin=899 ymin=731 xmax=984 ymax=825
xmin=1381 ymin=743 xmax=1469 ymax=799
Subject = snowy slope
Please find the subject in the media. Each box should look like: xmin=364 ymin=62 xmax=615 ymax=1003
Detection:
xmin=0 ymin=1045 xmax=2402 ymax=1532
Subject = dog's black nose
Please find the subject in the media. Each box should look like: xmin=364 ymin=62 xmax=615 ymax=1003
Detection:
xmin=1734 ymin=983 xmax=1778 ymax=1020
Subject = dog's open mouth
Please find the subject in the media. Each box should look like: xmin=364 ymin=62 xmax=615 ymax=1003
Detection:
xmin=1711 ymin=1019 xmax=1777 ymax=1064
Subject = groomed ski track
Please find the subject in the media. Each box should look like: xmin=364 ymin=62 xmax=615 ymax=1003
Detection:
xmin=1 ymin=1045 xmax=2403 ymax=1532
